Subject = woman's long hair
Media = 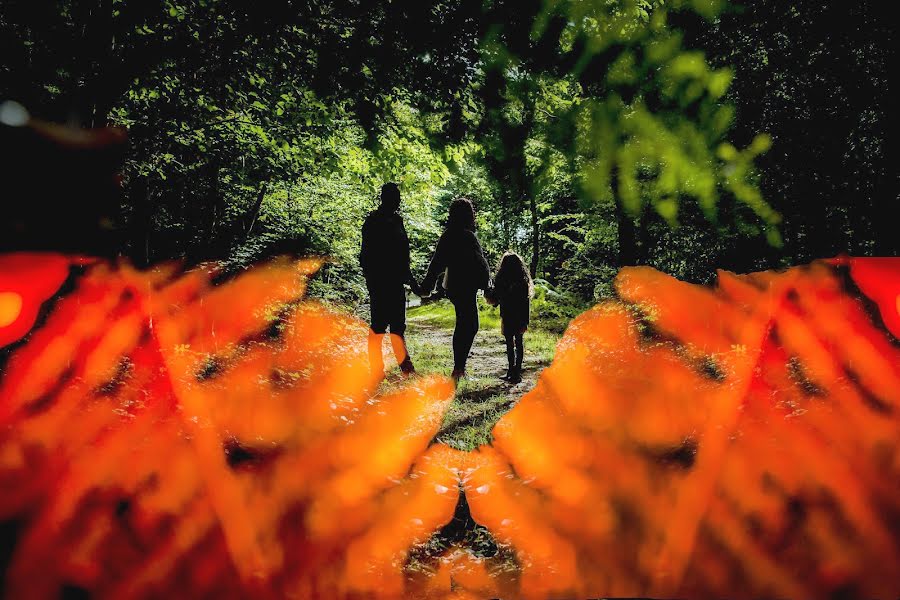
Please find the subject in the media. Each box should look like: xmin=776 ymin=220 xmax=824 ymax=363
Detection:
xmin=494 ymin=252 xmax=534 ymax=297
xmin=446 ymin=197 xmax=476 ymax=231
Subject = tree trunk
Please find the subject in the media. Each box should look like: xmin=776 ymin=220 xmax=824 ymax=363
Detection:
xmin=637 ymin=209 xmax=652 ymax=266
xmin=73 ymin=0 xmax=114 ymax=126
xmin=529 ymin=194 xmax=540 ymax=278
xmin=206 ymin=166 xmax=221 ymax=254
xmin=245 ymin=183 xmax=268 ymax=237
xmin=612 ymin=166 xmax=640 ymax=267
xmin=129 ymin=176 xmax=153 ymax=267
xmin=616 ymin=201 xmax=639 ymax=267
xmin=871 ymin=173 xmax=894 ymax=256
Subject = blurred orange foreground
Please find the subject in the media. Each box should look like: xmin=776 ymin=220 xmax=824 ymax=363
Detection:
xmin=0 ymin=255 xmax=898 ymax=599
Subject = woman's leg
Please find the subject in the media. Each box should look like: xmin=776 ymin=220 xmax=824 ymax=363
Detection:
xmin=514 ymin=333 xmax=524 ymax=370
xmin=451 ymin=293 xmax=479 ymax=373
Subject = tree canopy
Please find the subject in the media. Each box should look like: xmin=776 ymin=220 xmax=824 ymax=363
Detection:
xmin=1 ymin=0 xmax=892 ymax=306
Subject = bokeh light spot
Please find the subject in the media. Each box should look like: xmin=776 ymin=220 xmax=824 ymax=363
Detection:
xmin=0 ymin=291 xmax=23 ymax=327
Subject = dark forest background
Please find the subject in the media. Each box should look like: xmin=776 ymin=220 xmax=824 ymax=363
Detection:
xmin=0 ymin=0 xmax=894 ymax=316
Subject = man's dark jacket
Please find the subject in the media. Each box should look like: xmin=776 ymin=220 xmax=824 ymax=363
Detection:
xmin=359 ymin=207 xmax=412 ymax=286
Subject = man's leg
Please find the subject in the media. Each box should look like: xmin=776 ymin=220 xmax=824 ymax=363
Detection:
xmin=368 ymin=284 xmax=388 ymax=378
xmin=387 ymin=284 xmax=414 ymax=374
xmin=368 ymin=328 xmax=386 ymax=378
xmin=390 ymin=332 xmax=414 ymax=374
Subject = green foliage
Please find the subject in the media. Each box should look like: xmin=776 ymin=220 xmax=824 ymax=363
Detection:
xmin=697 ymin=0 xmax=892 ymax=258
xmin=531 ymin=279 xmax=589 ymax=332
xmin=535 ymin=0 xmax=778 ymax=234
xmin=2 ymin=0 xmax=886 ymax=311
xmin=409 ymin=299 xmax=501 ymax=332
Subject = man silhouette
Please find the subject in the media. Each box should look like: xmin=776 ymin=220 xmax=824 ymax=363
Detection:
xmin=360 ymin=182 xmax=416 ymax=377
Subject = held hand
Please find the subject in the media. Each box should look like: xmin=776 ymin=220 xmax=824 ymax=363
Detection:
xmin=418 ymin=284 xmax=434 ymax=301
xmin=483 ymin=286 xmax=498 ymax=306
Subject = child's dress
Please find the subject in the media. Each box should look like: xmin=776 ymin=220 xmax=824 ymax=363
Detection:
xmin=488 ymin=279 xmax=530 ymax=336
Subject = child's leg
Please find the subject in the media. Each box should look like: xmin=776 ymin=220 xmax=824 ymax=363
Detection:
xmin=514 ymin=333 xmax=524 ymax=370
xmin=504 ymin=334 xmax=516 ymax=371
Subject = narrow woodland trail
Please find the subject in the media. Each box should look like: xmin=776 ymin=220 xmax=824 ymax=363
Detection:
xmin=403 ymin=314 xmax=554 ymax=450
xmin=399 ymin=314 xmax=556 ymax=575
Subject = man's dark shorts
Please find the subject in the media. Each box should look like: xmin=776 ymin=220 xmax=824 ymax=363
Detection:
xmin=367 ymin=281 xmax=406 ymax=335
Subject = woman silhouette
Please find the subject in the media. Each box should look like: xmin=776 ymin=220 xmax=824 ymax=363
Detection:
xmin=419 ymin=198 xmax=490 ymax=379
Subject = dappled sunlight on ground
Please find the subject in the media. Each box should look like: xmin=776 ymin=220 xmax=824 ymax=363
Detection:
xmin=402 ymin=304 xmax=558 ymax=451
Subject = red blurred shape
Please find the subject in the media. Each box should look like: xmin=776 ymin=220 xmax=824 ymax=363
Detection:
xmin=0 ymin=253 xmax=71 ymax=347
xmin=0 ymin=256 xmax=459 ymax=599
xmin=844 ymin=257 xmax=900 ymax=338
xmin=2 ymin=255 xmax=899 ymax=599
xmin=481 ymin=258 xmax=900 ymax=599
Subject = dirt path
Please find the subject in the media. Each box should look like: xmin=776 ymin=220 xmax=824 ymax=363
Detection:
xmin=405 ymin=316 xmax=553 ymax=450
xmin=401 ymin=315 xmax=555 ymax=575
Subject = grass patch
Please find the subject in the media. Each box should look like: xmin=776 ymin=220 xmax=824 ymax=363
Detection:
xmin=409 ymin=297 xmax=563 ymax=358
xmin=407 ymin=297 xmax=501 ymax=331
xmin=523 ymin=328 xmax=560 ymax=364
xmin=405 ymin=337 xmax=452 ymax=376
xmin=433 ymin=393 xmax=514 ymax=450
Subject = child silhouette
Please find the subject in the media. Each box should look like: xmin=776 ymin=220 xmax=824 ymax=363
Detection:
xmin=485 ymin=252 xmax=533 ymax=384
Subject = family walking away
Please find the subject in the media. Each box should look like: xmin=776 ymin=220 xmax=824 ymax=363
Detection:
xmin=360 ymin=183 xmax=532 ymax=383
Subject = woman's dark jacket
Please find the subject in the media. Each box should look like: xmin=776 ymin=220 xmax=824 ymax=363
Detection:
xmin=420 ymin=227 xmax=490 ymax=297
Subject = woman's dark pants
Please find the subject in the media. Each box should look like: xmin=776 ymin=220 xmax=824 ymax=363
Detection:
xmin=449 ymin=292 xmax=479 ymax=372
